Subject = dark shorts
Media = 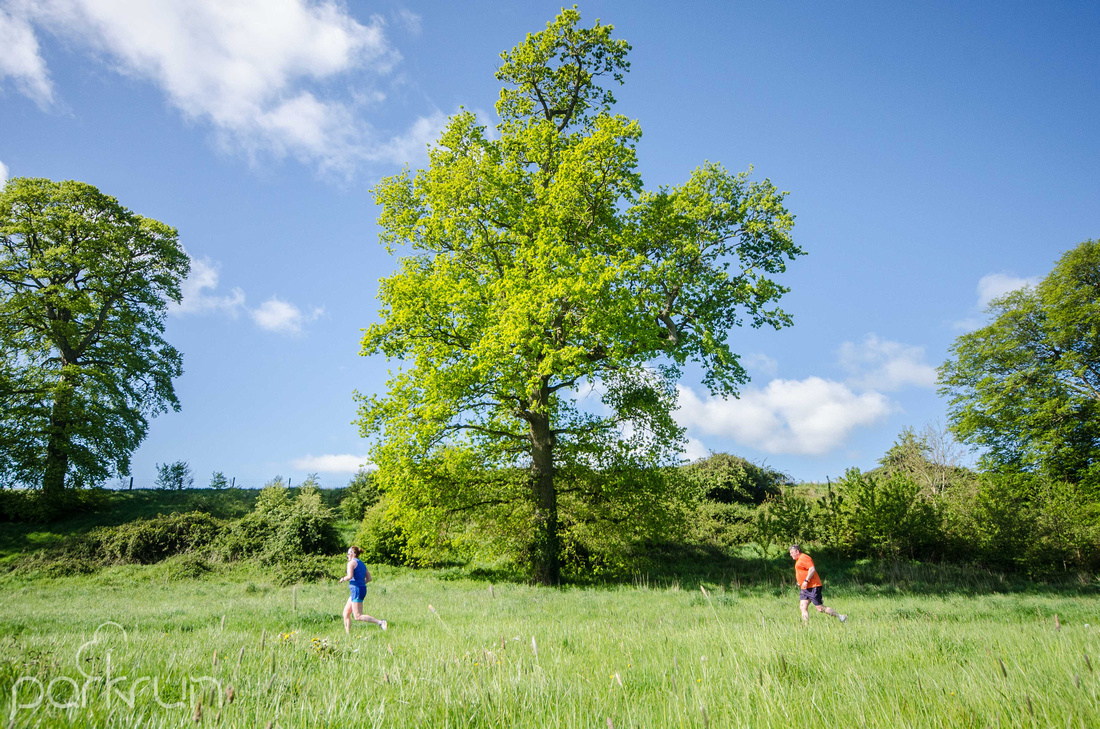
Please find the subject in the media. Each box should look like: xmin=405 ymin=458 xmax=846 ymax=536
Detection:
xmin=349 ymin=583 xmax=366 ymax=603
xmin=799 ymin=586 xmax=824 ymax=605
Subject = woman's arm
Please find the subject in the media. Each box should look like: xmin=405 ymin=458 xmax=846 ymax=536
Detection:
xmin=340 ymin=561 xmax=354 ymax=582
xmin=363 ymin=566 xmax=372 ymax=584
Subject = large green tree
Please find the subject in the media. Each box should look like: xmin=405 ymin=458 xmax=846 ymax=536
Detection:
xmin=0 ymin=178 xmax=189 ymax=502
xmin=939 ymin=239 xmax=1100 ymax=483
xmin=357 ymin=9 xmax=803 ymax=584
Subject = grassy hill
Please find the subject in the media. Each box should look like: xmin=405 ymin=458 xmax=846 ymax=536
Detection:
xmin=0 ymin=487 xmax=359 ymax=571
xmin=1 ymin=489 xmax=249 ymax=566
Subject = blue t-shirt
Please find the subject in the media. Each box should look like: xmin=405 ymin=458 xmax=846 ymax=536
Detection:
xmin=351 ymin=559 xmax=367 ymax=588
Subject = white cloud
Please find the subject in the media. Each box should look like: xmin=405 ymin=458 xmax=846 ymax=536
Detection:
xmin=250 ymin=296 xmax=323 ymax=334
xmin=951 ymin=317 xmax=982 ymax=332
xmin=976 ymin=272 xmax=1038 ymax=309
xmin=681 ymin=437 xmax=710 ymax=463
xmin=743 ymin=352 xmax=778 ymax=378
xmin=368 ymin=110 xmax=448 ymax=167
xmin=953 ymin=271 xmax=1041 ymax=331
xmin=0 ymin=159 xmax=8 ymax=186
xmin=837 ymin=334 xmax=937 ymax=391
xmin=172 ymin=254 xmax=321 ymax=335
xmin=675 ymin=379 xmax=893 ymax=456
xmin=173 ymin=257 xmax=245 ymax=315
xmin=292 ymin=453 xmax=373 ymax=473
xmin=393 ymin=8 xmax=421 ymax=35
xmin=0 ymin=6 xmax=54 ymax=107
xmin=6 ymin=0 xmax=441 ymax=173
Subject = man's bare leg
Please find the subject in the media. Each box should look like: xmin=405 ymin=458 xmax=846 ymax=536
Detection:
xmin=815 ymin=604 xmax=847 ymax=621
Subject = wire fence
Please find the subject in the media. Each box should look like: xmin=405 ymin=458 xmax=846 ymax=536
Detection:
xmin=96 ymin=476 xmax=352 ymax=491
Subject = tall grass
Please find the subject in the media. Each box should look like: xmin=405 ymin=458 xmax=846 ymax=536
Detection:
xmin=2 ymin=563 xmax=1098 ymax=727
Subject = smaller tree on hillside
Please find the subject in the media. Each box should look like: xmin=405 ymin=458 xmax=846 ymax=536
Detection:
xmin=156 ymin=460 xmax=193 ymax=490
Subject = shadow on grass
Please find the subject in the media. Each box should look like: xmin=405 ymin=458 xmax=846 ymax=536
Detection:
xmin=573 ymin=543 xmax=1100 ymax=598
xmin=390 ymin=543 xmax=1099 ymax=598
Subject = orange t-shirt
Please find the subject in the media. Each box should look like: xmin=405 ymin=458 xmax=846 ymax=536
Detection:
xmin=794 ymin=553 xmax=822 ymax=588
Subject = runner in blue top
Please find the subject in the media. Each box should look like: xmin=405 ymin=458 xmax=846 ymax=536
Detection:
xmin=339 ymin=546 xmax=387 ymax=633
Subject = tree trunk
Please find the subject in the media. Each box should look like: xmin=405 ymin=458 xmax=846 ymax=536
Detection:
xmin=528 ymin=404 xmax=560 ymax=586
xmin=41 ymin=385 xmax=72 ymax=499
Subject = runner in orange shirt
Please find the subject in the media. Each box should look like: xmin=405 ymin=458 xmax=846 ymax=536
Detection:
xmin=789 ymin=544 xmax=847 ymax=625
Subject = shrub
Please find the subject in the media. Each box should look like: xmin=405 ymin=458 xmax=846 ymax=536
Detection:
xmin=270 ymin=485 xmax=341 ymax=556
xmin=254 ymin=477 xmax=292 ymax=514
xmin=690 ymin=501 xmax=757 ymax=550
xmin=340 ymin=469 xmax=381 ymax=521
xmin=813 ymin=482 xmax=847 ymax=549
xmin=682 ymin=453 xmax=787 ymax=505
xmin=353 ymin=499 xmax=406 ymax=565
xmin=838 ymin=469 xmax=941 ymax=559
xmin=216 ymin=512 xmax=270 ymax=562
xmin=209 ymin=471 xmax=229 ymax=489
xmin=216 ymin=480 xmax=341 ymax=564
xmin=1028 ymin=479 xmax=1100 ymax=575
xmin=956 ymin=473 xmax=1037 ymax=569
xmin=93 ymin=511 xmax=225 ymax=564
xmin=943 ymin=473 xmax=1100 ymax=577
xmin=0 ymin=489 xmax=36 ymax=522
xmin=165 ymin=554 xmax=213 ymax=580
xmin=273 ymin=554 xmax=332 ymax=586
xmin=753 ymin=491 xmax=815 ymax=556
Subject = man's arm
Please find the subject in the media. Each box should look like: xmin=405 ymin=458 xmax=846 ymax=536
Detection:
xmin=801 ymin=566 xmax=816 ymax=587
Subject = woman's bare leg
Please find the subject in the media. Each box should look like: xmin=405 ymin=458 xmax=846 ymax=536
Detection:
xmin=351 ymin=602 xmax=386 ymax=628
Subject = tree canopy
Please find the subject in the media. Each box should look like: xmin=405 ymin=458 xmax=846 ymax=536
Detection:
xmin=0 ymin=178 xmax=189 ymax=502
xmin=357 ymin=9 xmax=804 ymax=583
xmin=939 ymin=239 xmax=1100 ymax=484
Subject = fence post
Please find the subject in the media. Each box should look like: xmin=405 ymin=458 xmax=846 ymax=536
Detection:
xmin=129 ymin=476 xmax=133 ymax=491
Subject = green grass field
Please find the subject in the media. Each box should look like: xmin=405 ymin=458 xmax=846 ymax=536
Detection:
xmin=3 ymin=559 xmax=1099 ymax=728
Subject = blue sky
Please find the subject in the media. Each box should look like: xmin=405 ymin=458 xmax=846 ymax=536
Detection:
xmin=1 ymin=1 xmax=1097 ymax=487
